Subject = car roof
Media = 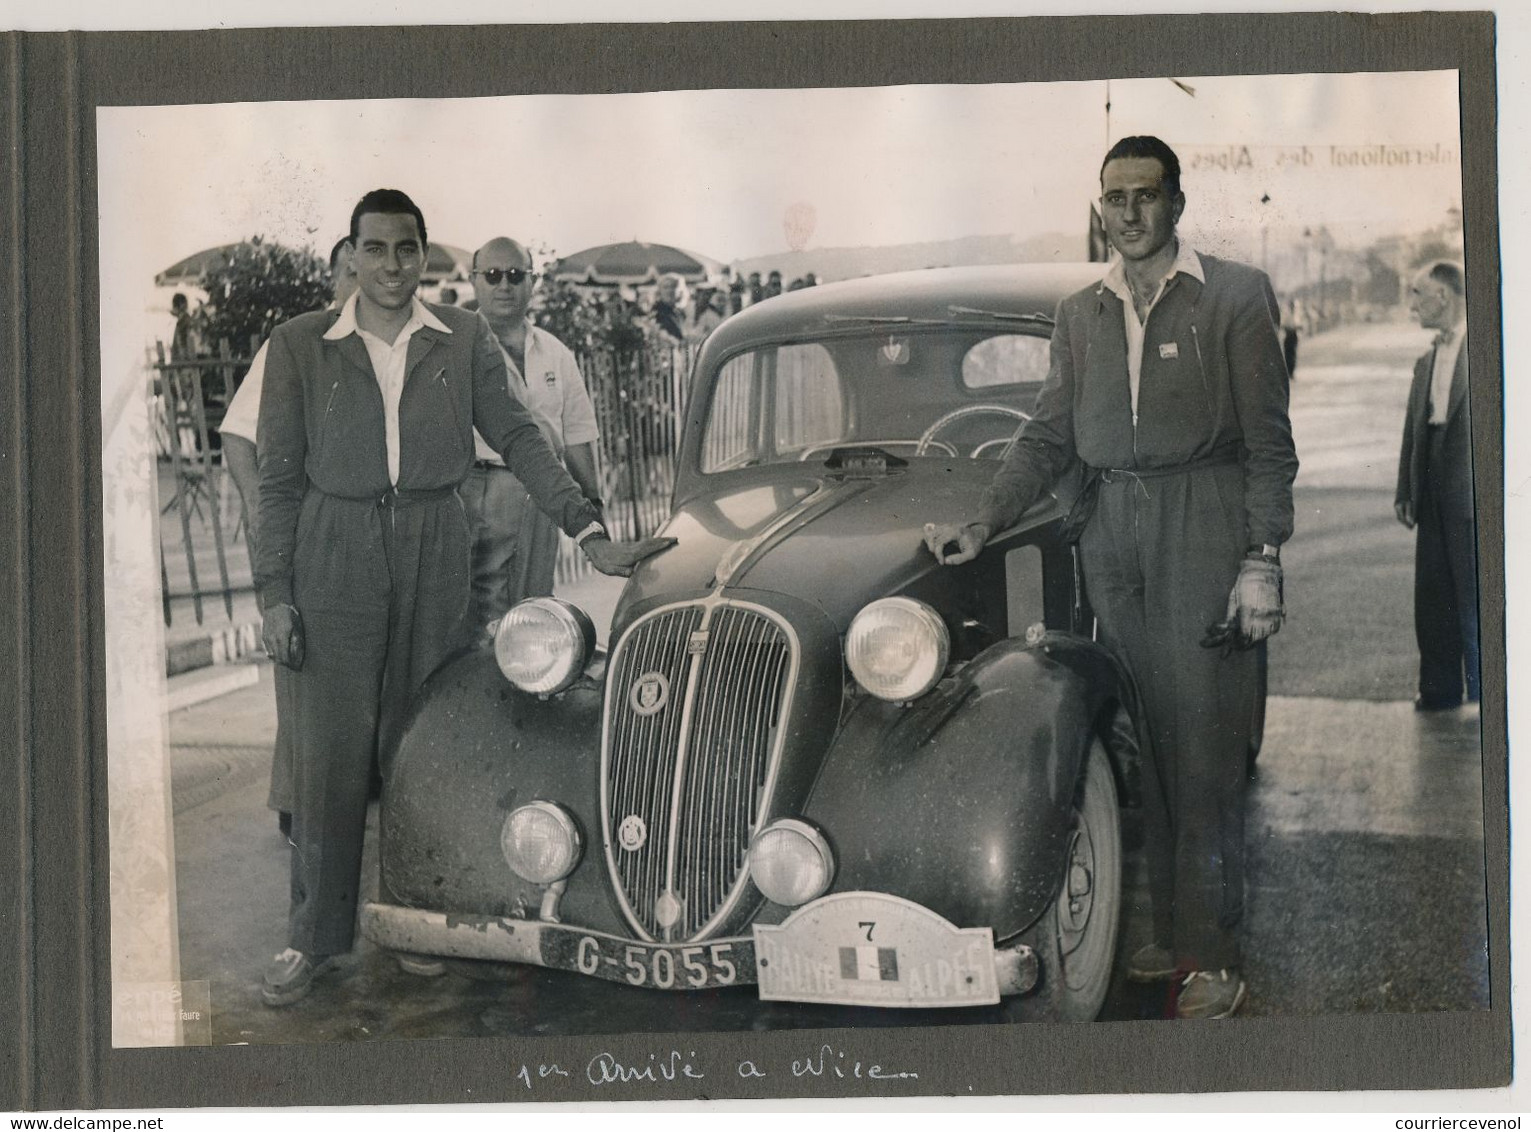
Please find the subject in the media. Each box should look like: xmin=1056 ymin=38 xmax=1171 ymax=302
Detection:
xmin=707 ymin=262 xmax=1108 ymax=348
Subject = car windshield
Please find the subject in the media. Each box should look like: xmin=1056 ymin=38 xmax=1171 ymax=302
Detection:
xmin=699 ymin=327 xmax=1051 ymax=472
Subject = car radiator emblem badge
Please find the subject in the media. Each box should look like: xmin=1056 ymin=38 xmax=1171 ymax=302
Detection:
xmin=618 ymin=814 xmax=647 ymax=852
xmin=629 ymin=671 xmax=670 ymax=716
xmin=655 ymin=890 xmax=683 ymax=930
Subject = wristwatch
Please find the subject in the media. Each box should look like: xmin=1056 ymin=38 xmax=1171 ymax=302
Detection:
xmin=1245 ymin=542 xmax=1280 ymax=563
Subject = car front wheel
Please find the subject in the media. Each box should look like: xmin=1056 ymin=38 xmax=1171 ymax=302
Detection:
xmin=1042 ymin=738 xmax=1123 ymax=1021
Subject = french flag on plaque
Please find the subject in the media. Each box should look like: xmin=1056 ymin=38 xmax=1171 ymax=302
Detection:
xmin=839 ymin=945 xmax=899 ymax=982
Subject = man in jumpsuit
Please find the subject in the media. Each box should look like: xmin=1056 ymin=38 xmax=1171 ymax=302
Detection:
xmin=924 ymin=137 xmax=1297 ymax=1019
xmin=255 ymin=189 xmax=673 ymax=1005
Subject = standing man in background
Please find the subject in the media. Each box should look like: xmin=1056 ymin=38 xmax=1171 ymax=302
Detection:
xmin=1395 ymin=261 xmax=1477 ymax=712
xmin=923 ymin=136 xmax=1297 ymax=1019
xmin=221 ymin=236 xmax=356 ymax=838
xmin=463 ymin=236 xmax=605 ymax=629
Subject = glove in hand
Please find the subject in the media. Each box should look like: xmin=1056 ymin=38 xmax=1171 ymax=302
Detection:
xmin=1232 ymin=556 xmax=1284 ymax=643
xmin=1202 ymin=557 xmax=1283 ymax=654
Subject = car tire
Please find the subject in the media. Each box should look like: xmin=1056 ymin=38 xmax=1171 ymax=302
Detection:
xmin=1039 ymin=738 xmax=1123 ymax=1022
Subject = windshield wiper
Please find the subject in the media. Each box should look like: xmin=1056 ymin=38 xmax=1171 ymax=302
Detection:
xmin=946 ymin=305 xmax=1055 ymax=323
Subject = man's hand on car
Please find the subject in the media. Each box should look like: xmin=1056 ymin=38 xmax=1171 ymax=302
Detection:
xmin=583 ymin=535 xmax=677 ymax=578
xmin=262 ymin=602 xmax=305 ymax=670
xmin=922 ymin=521 xmax=992 ymax=566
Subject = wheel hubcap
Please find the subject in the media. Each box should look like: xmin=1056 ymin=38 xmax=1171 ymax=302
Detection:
xmin=1059 ymin=825 xmax=1095 ymax=943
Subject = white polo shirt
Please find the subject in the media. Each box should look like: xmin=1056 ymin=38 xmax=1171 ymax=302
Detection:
xmin=473 ymin=321 xmax=600 ymax=466
xmin=219 ymin=340 xmax=268 ymax=444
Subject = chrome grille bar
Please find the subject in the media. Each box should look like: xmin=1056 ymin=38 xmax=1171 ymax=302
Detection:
xmin=601 ymin=605 xmax=702 ymax=940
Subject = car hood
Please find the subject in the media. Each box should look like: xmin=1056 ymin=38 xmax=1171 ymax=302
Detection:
xmin=618 ymin=463 xmax=1016 ymax=632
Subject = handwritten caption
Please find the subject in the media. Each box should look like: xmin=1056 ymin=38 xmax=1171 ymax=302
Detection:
xmin=512 ymin=1043 xmax=918 ymax=1091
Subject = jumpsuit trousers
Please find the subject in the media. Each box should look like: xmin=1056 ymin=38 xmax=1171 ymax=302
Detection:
xmin=287 ymin=482 xmax=471 ymax=957
xmin=1078 ymin=460 xmax=1257 ymax=972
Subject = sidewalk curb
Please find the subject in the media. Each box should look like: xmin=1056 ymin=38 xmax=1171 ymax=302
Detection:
xmin=166 ymin=662 xmax=260 ymax=713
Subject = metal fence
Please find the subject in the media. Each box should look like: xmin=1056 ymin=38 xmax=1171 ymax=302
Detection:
xmin=151 ymin=337 xmax=259 ymax=626
xmin=559 ymin=339 xmax=696 ymax=584
xmin=151 ymin=334 xmax=698 ymax=621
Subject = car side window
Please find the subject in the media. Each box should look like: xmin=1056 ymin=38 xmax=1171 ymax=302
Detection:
xmin=773 ymin=343 xmax=845 ymax=453
xmin=963 ymin=333 xmax=1051 ymax=389
xmin=1005 ymin=545 xmax=1045 ymax=638
xmin=702 ymin=353 xmax=759 ymax=472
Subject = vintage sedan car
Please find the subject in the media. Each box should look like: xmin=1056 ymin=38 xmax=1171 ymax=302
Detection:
xmin=362 ymin=263 xmax=1151 ymax=1022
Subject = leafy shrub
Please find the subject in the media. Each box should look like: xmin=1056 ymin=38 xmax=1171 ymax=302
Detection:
xmin=192 ymin=236 xmax=331 ymax=357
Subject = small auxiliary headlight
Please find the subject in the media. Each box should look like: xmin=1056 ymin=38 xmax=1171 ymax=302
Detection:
xmin=749 ymin=819 xmax=835 ymax=907
xmin=845 ymin=596 xmax=950 ymax=701
xmin=493 ymin=598 xmax=596 ymax=695
xmin=501 ymin=801 xmax=583 ymax=885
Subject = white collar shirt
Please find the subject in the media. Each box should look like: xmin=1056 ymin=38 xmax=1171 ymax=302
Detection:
xmin=1428 ymin=316 xmax=1467 ymax=425
xmin=324 ymin=292 xmax=452 ymax=485
xmin=1100 ymin=240 xmax=1206 ymax=425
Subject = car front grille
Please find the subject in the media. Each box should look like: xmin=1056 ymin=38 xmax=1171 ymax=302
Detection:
xmin=602 ymin=599 xmax=796 ymax=941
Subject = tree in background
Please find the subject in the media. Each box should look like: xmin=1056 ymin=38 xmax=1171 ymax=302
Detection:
xmin=192 ymin=236 xmax=332 ymax=358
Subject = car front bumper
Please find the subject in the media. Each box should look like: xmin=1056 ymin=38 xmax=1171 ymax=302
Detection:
xmin=361 ymin=891 xmax=1039 ymax=1008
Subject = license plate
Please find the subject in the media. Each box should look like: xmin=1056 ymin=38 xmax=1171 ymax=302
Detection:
xmin=540 ymin=929 xmax=755 ymax=990
xmin=753 ymin=892 xmax=999 ymax=1007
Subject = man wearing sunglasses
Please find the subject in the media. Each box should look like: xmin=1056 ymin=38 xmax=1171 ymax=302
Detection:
xmin=463 ymin=237 xmax=605 ymax=626
xmin=254 ymin=189 xmax=674 ymax=1007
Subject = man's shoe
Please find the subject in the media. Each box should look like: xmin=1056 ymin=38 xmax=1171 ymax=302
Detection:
xmin=1176 ymin=969 xmax=1247 ymax=1019
xmin=261 ymin=947 xmax=333 ymax=1007
xmin=396 ymin=953 xmax=447 ymax=978
xmin=1125 ymin=943 xmax=1178 ymax=982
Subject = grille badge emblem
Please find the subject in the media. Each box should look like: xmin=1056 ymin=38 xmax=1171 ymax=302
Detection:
xmin=618 ymin=815 xmax=647 ymax=852
xmin=655 ymin=890 xmax=683 ymax=930
xmin=629 ymin=671 xmax=670 ymax=716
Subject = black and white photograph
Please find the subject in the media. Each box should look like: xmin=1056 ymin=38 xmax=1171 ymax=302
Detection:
xmin=77 ymin=12 xmax=1508 ymax=1104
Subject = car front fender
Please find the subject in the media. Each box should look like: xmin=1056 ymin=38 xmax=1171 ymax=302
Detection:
xmin=801 ymin=633 xmax=1133 ymax=941
xmin=380 ymin=647 xmax=629 ymax=935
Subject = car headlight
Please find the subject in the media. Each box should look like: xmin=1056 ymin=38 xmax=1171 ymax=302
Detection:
xmin=501 ymin=801 xmax=583 ymax=885
xmin=845 ymin=596 xmax=950 ymax=701
xmin=493 ymin=598 xmax=596 ymax=695
xmin=749 ymin=819 xmax=835 ymax=907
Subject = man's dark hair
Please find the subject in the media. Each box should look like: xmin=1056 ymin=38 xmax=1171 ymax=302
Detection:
xmin=171 ymin=292 xmax=188 ymax=312
xmin=1424 ymin=260 xmax=1465 ymax=296
xmin=328 ymin=237 xmax=351 ymax=272
xmin=1100 ymin=135 xmax=1183 ymax=198
xmin=348 ymin=188 xmax=428 ymax=248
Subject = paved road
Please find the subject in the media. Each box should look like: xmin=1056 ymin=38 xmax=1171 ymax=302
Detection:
xmin=165 ymin=319 xmax=1492 ymax=1043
